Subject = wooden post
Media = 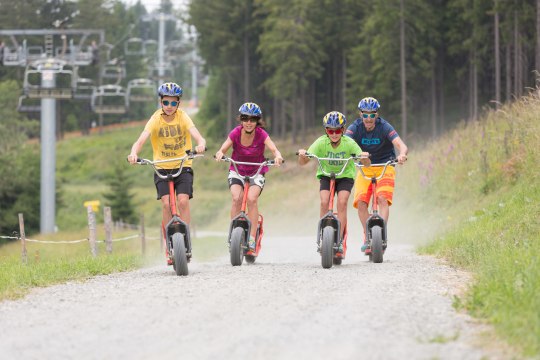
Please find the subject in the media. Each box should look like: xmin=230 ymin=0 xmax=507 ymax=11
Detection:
xmin=140 ymin=213 xmax=146 ymax=256
xmin=104 ymin=206 xmax=113 ymax=254
xmin=18 ymin=213 xmax=27 ymax=264
xmin=87 ymin=206 xmax=97 ymax=257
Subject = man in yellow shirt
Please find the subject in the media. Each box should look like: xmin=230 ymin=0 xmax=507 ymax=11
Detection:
xmin=128 ymin=82 xmax=206 ymax=256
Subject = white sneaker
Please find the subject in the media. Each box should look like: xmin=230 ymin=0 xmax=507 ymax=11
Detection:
xmin=248 ymin=236 xmax=256 ymax=251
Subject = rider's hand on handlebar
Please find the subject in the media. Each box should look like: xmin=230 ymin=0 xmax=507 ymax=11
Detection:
xmin=214 ymin=150 xmax=224 ymax=161
xmin=194 ymin=145 xmax=206 ymax=154
xmin=297 ymin=149 xmax=307 ymax=158
xmin=360 ymin=152 xmax=371 ymax=166
xmin=127 ymin=153 xmax=138 ymax=164
xmin=274 ymin=156 xmax=284 ymax=166
xmin=397 ymin=154 xmax=407 ymax=165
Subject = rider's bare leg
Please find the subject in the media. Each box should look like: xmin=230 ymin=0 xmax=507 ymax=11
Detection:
xmin=161 ymin=195 xmax=173 ymax=224
xmin=377 ymin=195 xmax=390 ymax=223
xmin=357 ymin=201 xmax=370 ymax=240
xmin=319 ymin=190 xmax=330 ymax=217
xmin=229 ymin=184 xmax=243 ymax=219
xmin=246 ymin=186 xmax=262 ymax=238
xmin=337 ymin=191 xmax=350 ymax=239
xmin=177 ymin=194 xmax=191 ymax=224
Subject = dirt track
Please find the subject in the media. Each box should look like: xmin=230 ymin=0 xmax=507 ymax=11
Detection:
xmin=0 ymin=234 xmax=506 ymax=360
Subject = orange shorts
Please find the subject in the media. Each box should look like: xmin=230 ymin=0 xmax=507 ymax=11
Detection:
xmin=353 ymin=166 xmax=396 ymax=208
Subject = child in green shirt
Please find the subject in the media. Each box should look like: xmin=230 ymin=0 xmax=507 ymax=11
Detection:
xmin=298 ymin=111 xmax=370 ymax=243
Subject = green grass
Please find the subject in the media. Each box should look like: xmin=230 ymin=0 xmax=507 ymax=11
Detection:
xmin=408 ymin=93 xmax=540 ymax=356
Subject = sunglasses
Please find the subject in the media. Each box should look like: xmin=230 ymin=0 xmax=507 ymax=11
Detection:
xmin=362 ymin=113 xmax=377 ymax=119
xmin=325 ymin=128 xmax=343 ymax=135
xmin=241 ymin=116 xmax=259 ymax=123
xmin=162 ymin=100 xmax=178 ymax=107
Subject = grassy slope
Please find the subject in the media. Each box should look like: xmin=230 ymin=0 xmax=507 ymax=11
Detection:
xmin=399 ymin=94 xmax=540 ymax=356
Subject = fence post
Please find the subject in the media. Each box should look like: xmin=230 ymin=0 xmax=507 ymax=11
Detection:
xmin=104 ymin=206 xmax=113 ymax=254
xmin=18 ymin=213 xmax=27 ymax=264
xmin=140 ymin=213 xmax=146 ymax=256
xmin=87 ymin=206 xmax=98 ymax=257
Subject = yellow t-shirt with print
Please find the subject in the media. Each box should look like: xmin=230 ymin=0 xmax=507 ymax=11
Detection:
xmin=144 ymin=108 xmax=194 ymax=169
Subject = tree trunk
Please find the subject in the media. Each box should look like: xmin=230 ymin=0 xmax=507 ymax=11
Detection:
xmin=431 ymin=60 xmax=437 ymax=137
xmin=399 ymin=0 xmax=407 ymax=139
xmin=495 ymin=9 xmax=501 ymax=108
xmin=272 ymin=97 xmax=279 ymax=136
xmin=536 ymin=0 xmax=540 ymax=74
xmin=280 ymin=100 xmax=286 ymax=139
xmin=506 ymin=42 xmax=512 ymax=101
xmin=227 ymin=76 xmax=233 ymax=133
xmin=513 ymin=11 xmax=519 ymax=97
xmin=243 ymin=34 xmax=250 ymax=101
xmin=473 ymin=55 xmax=478 ymax=120
xmin=342 ymin=51 xmax=347 ymax=113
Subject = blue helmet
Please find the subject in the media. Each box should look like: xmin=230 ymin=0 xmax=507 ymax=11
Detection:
xmin=323 ymin=111 xmax=347 ymax=128
xmin=238 ymin=102 xmax=262 ymax=117
xmin=158 ymin=82 xmax=183 ymax=97
xmin=358 ymin=97 xmax=380 ymax=112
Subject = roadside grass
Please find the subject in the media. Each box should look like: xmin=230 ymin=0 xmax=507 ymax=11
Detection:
xmin=407 ymin=92 xmax=540 ymax=356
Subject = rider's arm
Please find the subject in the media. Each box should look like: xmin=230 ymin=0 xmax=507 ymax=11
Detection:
xmin=128 ymin=130 xmax=150 ymax=164
xmin=264 ymin=136 xmax=283 ymax=165
xmin=189 ymin=126 xmax=206 ymax=153
xmin=392 ymin=136 xmax=408 ymax=164
xmin=215 ymin=137 xmax=233 ymax=161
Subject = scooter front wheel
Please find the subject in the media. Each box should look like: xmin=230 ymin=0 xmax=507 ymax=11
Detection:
xmin=230 ymin=227 xmax=244 ymax=266
xmin=172 ymin=232 xmax=189 ymax=276
xmin=370 ymin=225 xmax=384 ymax=263
xmin=321 ymin=226 xmax=334 ymax=269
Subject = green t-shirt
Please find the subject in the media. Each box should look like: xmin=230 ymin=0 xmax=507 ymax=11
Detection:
xmin=307 ymin=135 xmax=362 ymax=179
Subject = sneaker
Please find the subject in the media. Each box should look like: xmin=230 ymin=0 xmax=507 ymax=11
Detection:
xmin=248 ymin=236 xmax=256 ymax=251
xmin=361 ymin=243 xmax=370 ymax=253
xmin=337 ymin=243 xmax=343 ymax=254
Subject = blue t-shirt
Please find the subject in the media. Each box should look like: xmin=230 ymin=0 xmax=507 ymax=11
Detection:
xmin=345 ymin=117 xmax=399 ymax=163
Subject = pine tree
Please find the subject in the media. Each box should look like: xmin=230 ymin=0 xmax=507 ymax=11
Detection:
xmin=103 ymin=164 xmax=138 ymax=225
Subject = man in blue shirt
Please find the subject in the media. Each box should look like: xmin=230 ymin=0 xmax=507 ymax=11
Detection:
xmin=345 ymin=97 xmax=408 ymax=254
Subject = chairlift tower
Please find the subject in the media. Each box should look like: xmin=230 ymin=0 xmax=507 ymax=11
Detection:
xmin=0 ymin=29 xmax=105 ymax=234
xmin=142 ymin=13 xmax=177 ymax=84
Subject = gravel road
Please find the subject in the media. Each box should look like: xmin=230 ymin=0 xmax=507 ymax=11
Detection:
xmin=0 ymin=235 xmax=506 ymax=360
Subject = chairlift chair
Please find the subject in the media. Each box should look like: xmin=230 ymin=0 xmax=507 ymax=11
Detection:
xmin=126 ymin=78 xmax=156 ymax=102
xmin=91 ymin=84 xmax=127 ymax=114
xmin=23 ymin=59 xmax=75 ymax=99
xmin=74 ymin=77 xmax=95 ymax=100
xmin=17 ymin=95 xmax=41 ymax=113
xmin=125 ymin=38 xmax=145 ymax=56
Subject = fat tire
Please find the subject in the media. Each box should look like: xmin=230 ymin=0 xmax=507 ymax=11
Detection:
xmin=245 ymin=255 xmax=256 ymax=264
xmin=321 ymin=226 xmax=334 ymax=269
xmin=172 ymin=233 xmax=189 ymax=276
xmin=230 ymin=227 xmax=244 ymax=266
xmin=371 ymin=226 xmax=384 ymax=263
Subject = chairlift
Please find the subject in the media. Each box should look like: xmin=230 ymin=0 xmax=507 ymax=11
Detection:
xmin=23 ymin=59 xmax=74 ymax=99
xmin=148 ymin=64 xmax=174 ymax=80
xmin=125 ymin=38 xmax=145 ymax=56
xmin=2 ymin=46 xmax=25 ymax=66
xmin=74 ymin=77 xmax=95 ymax=100
xmin=26 ymin=46 xmax=45 ymax=61
xmin=101 ymin=61 xmax=126 ymax=79
xmin=126 ymin=78 xmax=156 ymax=102
xmin=17 ymin=95 xmax=41 ymax=113
xmin=143 ymin=39 xmax=158 ymax=55
xmin=91 ymin=84 xmax=127 ymax=114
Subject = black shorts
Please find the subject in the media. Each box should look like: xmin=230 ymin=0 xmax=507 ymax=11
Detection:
xmin=154 ymin=167 xmax=194 ymax=200
xmin=319 ymin=176 xmax=354 ymax=193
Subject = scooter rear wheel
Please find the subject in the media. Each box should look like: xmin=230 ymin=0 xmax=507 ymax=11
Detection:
xmin=321 ymin=226 xmax=334 ymax=269
xmin=172 ymin=232 xmax=189 ymax=276
xmin=371 ymin=225 xmax=384 ymax=263
xmin=230 ymin=227 xmax=244 ymax=266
